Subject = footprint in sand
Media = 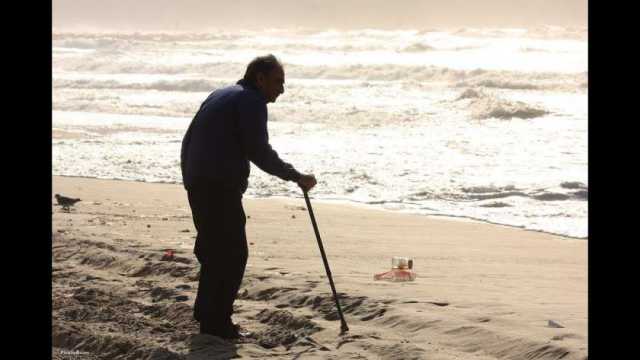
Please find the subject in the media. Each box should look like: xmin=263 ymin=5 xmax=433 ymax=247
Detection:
xmin=187 ymin=333 xmax=236 ymax=354
xmin=427 ymin=301 xmax=449 ymax=307
xmin=254 ymin=309 xmax=324 ymax=350
xmin=360 ymin=308 xmax=386 ymax=321
xmin=150 ymin=287 xmax=178 ymax=302
xmin=551 ymin=333 xmax=581 ymax=341
xmin=336 ymin=334 xmax=366 ymax=349
xmin=305 ymin=280 xmax=320 ymax=288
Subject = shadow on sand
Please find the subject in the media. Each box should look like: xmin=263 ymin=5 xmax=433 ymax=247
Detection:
xmin=185 ymin=334 xmax=240 ymax=359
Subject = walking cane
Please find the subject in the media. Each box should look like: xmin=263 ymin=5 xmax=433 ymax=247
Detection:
xmin=302 ymin=189 xmax=349 ymax=334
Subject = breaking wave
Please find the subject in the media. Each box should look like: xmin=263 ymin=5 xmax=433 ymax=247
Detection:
xmin=53 ymin=59 xmax=586 ymax=91
xmin=454 ymin=184 xmax=587 ymax=202
xmin=456 ymin=88 xmax=484 ymax=100
xmin=455 ymin=88 xmax=550 ymax=120
xmin=560 ymin=181 xmax=587 ymax=190
xmin=469 ymin=97 xmax=549 ymax=119
xmin=53 ymin=78 xmax=224 ymax=92
xmin=399 ymin=42 xmax=436 ymax=52
xmin=455 ymin=71 xmax=587 ymax=91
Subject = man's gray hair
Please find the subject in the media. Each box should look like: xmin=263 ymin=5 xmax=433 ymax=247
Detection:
xmin=242 ymin=54 xmax=283 ymax=85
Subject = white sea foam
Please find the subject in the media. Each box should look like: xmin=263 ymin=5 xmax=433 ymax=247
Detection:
xmin=53 ymin=62 xmax=586 ymax=92
xmin=468 ymin=97 xmax=549 ymax=120
xmin=454 ymin=88 xmax=550 ymax=120
xmin=456 ymin=88 xmax=484 ymax=100
xmin=399 ymin=42 xmax=436 ymax=52
xmin=54 ymin=78 xmax=224 ymax=92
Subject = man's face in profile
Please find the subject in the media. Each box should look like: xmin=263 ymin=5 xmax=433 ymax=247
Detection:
xmin=257 ymin=66 xmax=285 ymax=103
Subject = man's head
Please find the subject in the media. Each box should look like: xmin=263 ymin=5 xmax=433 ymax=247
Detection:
xmin=242 ymin=54 xmax=285 ymax=103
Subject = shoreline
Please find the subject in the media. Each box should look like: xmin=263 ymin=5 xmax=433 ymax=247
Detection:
xmin=52 ymin=174 xmax=587 ymax=241
xmin=52 ymin=175 xmax=587 ymax=359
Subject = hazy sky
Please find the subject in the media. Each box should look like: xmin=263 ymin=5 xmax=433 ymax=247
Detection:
xmin=53 ymin=0 xmax=587 ymax=31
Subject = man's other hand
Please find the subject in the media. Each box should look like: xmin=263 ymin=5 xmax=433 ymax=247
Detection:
xmin=298 ymin=174 xmax=317 ymax=192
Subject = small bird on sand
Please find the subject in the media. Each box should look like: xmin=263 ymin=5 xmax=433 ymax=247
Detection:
xmin=55 ymin=194 xmax=81 ymax=211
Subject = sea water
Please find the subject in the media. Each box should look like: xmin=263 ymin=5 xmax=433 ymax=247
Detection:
xmin=52 ymin=26 xmax=588 ymax=238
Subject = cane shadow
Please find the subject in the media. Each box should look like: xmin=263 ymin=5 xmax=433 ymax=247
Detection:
xmin=185 ymin=333 xmax=240 ymax=360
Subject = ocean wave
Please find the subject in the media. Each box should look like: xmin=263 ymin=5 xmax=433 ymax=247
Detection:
xmin=292 ymin=66 xmax=587 ymax=91
xmin=461 ymin=185 xmax=518 ymax=193
xmin=479 ymin=202 xmax=513 ymax=208
xmin=456 ymin=89 xmax=487 ymax=101
xmin=53 ymin=100 xmax=196 ymax=118
xmin=452 ymin=26 xmax=587 ymax=40
xmin=454 ymin=87 xmax=552 ymax=120
xmin=456 ymin=88 xmax=485 ymax=100
xmin=467 ymin=191 xmax=529 ymax=200
xmin=399 ymin=42 xmax=436 ymax=52
xmin=467 ymin=96 xmax=549 ymax=120
xmin=54 ymin=38 xmax=133 ymax=51
xmin=570 ymin=190 xmax=588 ymax=200
xmin=407 ymin=190 xmax=437 ymax=201
xmin=54 ymin=58 xmax=242 ymax=76
xmin=399 ymin=42 xmax=481 ymax=53
xmin=53 ymin=26 xmax=587 ymax=44
xmin=405 ymin=185 xmax=586 ymax=204
xmin=455 ymin=71 xmax=587 ymax=91
xmin=532 ymin=190 xmax=587 ymax=201
xmin=53 ymin=78 xmax=225 ymax=92
xmin=455 ymin=185 xmax=587 ymax=203
xmin=52 ymin=32 xmax=244 ymax=44
xmin=520 ymin=47 xmax=552 ymax=53
xmin=54 ymin=57 xmax=586 ymax=91
xmin=458 ymin=79 xmax=540 ymax=90
xmin=52 ymin=31 xmax=405 ymax=53
xmin=51 ymin=29 xmax=429 ymax=45
xmin=560 ymin=181 xmax=587 ymax=190
xmin=531 ymin=192 xmax=571 ymax=201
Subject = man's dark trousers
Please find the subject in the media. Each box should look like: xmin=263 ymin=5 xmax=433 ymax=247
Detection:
xmin=187 ymin=184 xmax=248 ymax=334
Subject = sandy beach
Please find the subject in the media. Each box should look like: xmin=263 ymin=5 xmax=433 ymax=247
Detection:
xmin=52 ymin=175 xmax=587 ymax=360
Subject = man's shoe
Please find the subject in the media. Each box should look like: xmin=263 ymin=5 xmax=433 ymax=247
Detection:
xmin=222 ymin=324 xmax=253 ymax=340
xmin=200 ymin=323 xmax=252 ymax=340
xmin=234 ymin=324 xmax=253 ymax=338
xmin=199 ymin=323 xmax=222 ymax=337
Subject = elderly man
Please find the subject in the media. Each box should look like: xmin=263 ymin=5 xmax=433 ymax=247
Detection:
xmin=180 ymin=54 xmax=316 ymax=339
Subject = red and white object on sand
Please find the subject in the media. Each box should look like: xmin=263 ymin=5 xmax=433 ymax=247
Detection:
xmin=161 ymin=249 xmax=175 ymax=261
xmin=374 ymin=257 xmax=417 ymax=282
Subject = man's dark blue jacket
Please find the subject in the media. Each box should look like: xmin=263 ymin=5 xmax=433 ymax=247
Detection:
xmin=180 ymin=79 xmax=302 ymax=193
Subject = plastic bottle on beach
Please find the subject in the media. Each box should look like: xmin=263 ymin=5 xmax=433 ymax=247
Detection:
xmin=374 ymin=257 xmax=416 ymax=282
